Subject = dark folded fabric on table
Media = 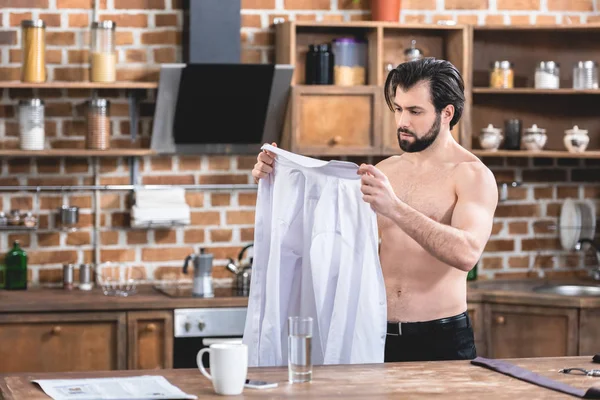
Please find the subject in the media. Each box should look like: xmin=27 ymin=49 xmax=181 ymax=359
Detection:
xmin=471 ymin=357 xmax=600 ymax=399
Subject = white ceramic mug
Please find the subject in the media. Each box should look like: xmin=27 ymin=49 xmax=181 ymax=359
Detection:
xmin=197 ymin=343 xmax=248 ymax=395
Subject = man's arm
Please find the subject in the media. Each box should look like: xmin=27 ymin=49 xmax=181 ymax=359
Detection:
xmin=359 ymin=162 xmax=498 ymax=272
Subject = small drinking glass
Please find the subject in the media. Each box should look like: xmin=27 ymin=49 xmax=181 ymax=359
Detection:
xmin=288 ymin=316 xmax=313 ymax=383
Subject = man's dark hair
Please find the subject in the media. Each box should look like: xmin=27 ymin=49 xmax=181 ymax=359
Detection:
xmin=384 ymin=57 xmax=465 ymax=130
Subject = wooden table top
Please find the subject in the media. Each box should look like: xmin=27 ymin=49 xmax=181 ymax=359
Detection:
xmin=1 ymin=356 xmax=599 ymax=399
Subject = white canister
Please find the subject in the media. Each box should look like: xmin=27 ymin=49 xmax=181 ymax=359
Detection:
xmin=18 ymin=98 xmax=45 ymax=150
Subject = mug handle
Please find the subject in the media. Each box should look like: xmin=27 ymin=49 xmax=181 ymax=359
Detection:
xmin=197 ymin=348 xmax=212 ymax=381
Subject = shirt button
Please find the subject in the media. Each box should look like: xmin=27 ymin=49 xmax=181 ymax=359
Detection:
xmin=379 ymin=301 xmax=384 ymax=306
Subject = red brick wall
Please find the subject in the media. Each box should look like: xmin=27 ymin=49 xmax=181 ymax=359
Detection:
xmin=0 ymin=0 xmax=599 ymax=285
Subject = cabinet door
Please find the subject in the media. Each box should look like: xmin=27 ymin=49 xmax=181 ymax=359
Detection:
xmin=467 ymin=301 xmax=486 ymax=357
xmin=485 ymin=303 xmax=578 ymax=359
xmin=0 ymin=312 xmax=127 ymax=373
xmin=289 ymin=85 xmax=382 ymax=156
xmin=127 ymin=311 xmax=173 ymax=370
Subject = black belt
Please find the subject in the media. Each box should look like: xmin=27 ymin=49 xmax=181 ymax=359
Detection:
xmin=387 ymin=311 xmax=470 ymax=336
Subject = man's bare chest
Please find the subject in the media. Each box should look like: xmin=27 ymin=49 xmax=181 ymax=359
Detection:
xmin=389 ymin=171 xmax=457 ymax=224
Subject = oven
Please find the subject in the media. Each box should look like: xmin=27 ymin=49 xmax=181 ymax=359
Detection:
xmin=173 ymin=307 xmax=247 ymax=369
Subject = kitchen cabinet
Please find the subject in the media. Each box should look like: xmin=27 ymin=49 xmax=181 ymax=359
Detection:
xmin=483 ymin=303 xmax=579 ymax=359
xmin=0 ymin=312 xmax=127 ymax=373
xmin=127 ymin=311 xmax=173 ymax=370
xmin=285 ymin=85 xmax=382 ymax=156
xmin=467 ymin=301 xmax=486 ymax=357
xmin=276 ymin=21 xmax=469 ymax=156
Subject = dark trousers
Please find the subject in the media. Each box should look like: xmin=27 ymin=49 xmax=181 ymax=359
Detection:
xmin=384 ymin=311 xmax=477 ymax=362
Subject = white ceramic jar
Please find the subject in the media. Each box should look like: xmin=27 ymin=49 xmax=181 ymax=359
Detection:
xmin=522 ymin=124 xmax=547 ymax=151
xmin=564 ymin=125 xmax=589 ymax=153
xmin=479 ymin=124 xmax=503 ymax=151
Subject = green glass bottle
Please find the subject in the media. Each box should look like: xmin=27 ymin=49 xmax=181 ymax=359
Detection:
xmin=467 ymin=261 xmax=478 ymax=281
xmin=5 ymin=241 xmax=27 ymax=290
xmin=0 ymin=263 xmax=5 ymax=289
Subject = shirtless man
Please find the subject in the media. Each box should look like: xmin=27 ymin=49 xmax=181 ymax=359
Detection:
xmin=252 ymin=58 xmax=498 ymax=363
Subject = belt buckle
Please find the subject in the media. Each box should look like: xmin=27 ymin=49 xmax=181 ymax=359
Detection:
xmin=397 ymin=322 xmax=402 ymax=336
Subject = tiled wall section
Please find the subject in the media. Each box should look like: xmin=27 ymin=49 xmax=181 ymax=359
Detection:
xmin=0 ymin=0 xmax=599 ymax=285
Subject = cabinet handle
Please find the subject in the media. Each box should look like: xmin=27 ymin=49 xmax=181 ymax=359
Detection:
xmin=51 ymin=326 xmax=62 ymax=335
xmin=330 ymin=136 xmax=342 ymax=146
xmin=145 ymin=323 xmax=157 ymax=332
xmin=494 ymin=316 xmax=506 ymax=325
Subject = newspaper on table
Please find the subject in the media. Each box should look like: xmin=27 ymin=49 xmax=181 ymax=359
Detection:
xmin=32 ymin=375 xmax=198 ymax=400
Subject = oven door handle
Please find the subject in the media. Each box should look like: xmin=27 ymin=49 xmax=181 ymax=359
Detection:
xmin=202 ymin=338 xmax=243 ymax=346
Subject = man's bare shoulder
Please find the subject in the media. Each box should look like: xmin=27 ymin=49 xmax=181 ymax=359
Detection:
xmin=374 ymin=155 xmax=403 ymax=173
xmin=453 ymin=156 xmax=498 ymax=199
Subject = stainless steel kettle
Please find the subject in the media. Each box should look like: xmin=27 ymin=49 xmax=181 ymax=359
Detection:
xmin=183 ymin=248 xmax=214 ymax=298
xmin=226 ymin=244 xmax=253 ymax=296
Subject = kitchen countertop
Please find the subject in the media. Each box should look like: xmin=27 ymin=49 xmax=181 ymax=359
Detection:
xmin=0 ymin=285 xmax=249 ymax=313
xmin=0 ymin=356 xmax=598 ymax=399
xmin=1 ymin=278 xmax=600 ymax=313
xmin=467 ymin=278 xmax=600 ymax=308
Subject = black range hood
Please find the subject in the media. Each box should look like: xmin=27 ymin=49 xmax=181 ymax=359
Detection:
xmin=150 ymin=0 xmax=294 ymax=155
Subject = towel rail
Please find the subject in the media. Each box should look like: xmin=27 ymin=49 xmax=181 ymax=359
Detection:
xmin=0 ymin=184 xmax=257 ymax=192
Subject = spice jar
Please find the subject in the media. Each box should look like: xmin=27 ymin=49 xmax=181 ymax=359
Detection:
xmin=535 ymin=61 xmax=560 ymax=89
xmin=79 ymin=264 xmax=93 ymax=291
xmin=490 ymin=61 xmax=514 ymax=89
xmin=87 ymin=98 xmax=111 ymax=150
xmin=8 ymin=210 xmax=21 ymax=226
xmin=21 ymin=20 xmax=46 ymax=83
xmin=23 ymin=212 xmax=37 ymax=228
xmin=90 ymin=21 xmax=116 ymax=83
xmin=332 ymin=38 xmax=367 ymax=86
xmin=0 ymin=212 xmax=7 ymax=227
xmin=18 ymin=99 xmax=45 ymax=151
xmin=63 ymin=264 xmax=74 ymax=290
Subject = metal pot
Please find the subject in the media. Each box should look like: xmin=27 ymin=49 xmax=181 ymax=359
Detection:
xmin=226 ymin=244 xmax=253 ymax=296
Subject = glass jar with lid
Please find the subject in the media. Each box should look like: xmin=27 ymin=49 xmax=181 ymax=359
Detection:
xmin=403 ymin=39 xmax=422 ymax=62
xmin=573 ymin=61 xmax=598 ymax=89
xmin=90 ymin=21 xmax=116 ymax=83
xmin=87 ymin=98 xmax=111 ymax=150
xmin=535 ymin=61 xmax=559 ymax=89
xmin=21 ymin=20 xmax=46 ymax=83
xmin=490 ymin=60 xmax=514 ymax=89
xmin=332 ymin=38 xmax=367 ymax=86
xmin=18 ymin=99 xmax=45 ymax=151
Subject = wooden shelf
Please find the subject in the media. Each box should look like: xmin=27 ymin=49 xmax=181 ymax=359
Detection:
xmin=0 ymin=81 xmax=158 ymax=89
xmin=473 ymin=88 xmax=600 ymax=94
xmin=0 ymin=149 xmax=156 ymax=157
xmin=291 ymin=21 xmax=465 ymax=30
xmin=472 ymin=150 xmax=600 ymax=159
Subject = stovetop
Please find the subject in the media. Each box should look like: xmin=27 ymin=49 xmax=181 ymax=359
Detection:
xmin=153 ymin=284 xmax=248 ymax=299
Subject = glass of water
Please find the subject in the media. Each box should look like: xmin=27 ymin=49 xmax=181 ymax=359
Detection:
xmin=288 ymin=316 xmax=312 ymax=383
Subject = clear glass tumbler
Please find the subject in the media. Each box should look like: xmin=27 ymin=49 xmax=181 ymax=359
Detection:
xmin=288 ymin=316 xmax=313 ymax=383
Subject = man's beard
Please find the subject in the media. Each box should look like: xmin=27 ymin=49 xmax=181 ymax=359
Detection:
xmin=397 ymin=112 xmax=441 ymax=153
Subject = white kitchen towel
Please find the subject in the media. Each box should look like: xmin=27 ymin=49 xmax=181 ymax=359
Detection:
xmin=131 ymin=188 xmax=191 ymax=227
xmin=243 ymin=144 xmax=387 ymax=367
xmin=134 ymin=188 xmax=187 ymax=208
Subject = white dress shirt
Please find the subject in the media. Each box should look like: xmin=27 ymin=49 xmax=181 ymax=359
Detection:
xmin=243 ymin=144 xmax=387 ymax=367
